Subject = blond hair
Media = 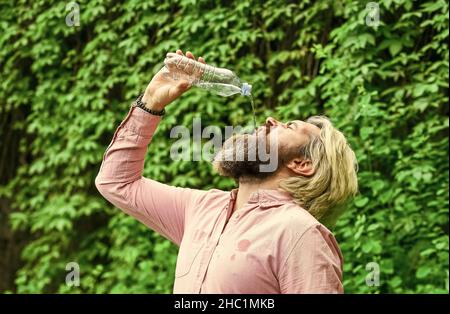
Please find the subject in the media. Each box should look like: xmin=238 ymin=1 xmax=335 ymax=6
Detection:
xmin=279 ymin=116 xmax=358 ymax=228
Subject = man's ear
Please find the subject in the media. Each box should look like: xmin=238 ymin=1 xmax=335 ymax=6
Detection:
xmin=286 ymin=158 xmax=315 ymax=176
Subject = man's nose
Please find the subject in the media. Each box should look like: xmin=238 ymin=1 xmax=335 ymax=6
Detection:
xmin=265 ymin=117 xmax=281 ymax=127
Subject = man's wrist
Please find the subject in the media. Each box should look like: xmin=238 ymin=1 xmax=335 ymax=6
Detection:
xmin=134 ymin=94 xmax=165 ymax=116
xmin=142 ymin=93 xmax=165 ymax=111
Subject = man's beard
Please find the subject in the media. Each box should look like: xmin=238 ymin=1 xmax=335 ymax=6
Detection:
xmin=212 ymin=126 xmax=291 ymax=182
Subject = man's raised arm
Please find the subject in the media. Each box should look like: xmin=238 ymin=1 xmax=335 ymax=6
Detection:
xmin=95 ymin=50 xmax=206 ymax=246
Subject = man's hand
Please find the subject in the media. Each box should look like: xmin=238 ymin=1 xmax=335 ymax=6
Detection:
xmin=142 ymin=49 xmax=206 ymax=111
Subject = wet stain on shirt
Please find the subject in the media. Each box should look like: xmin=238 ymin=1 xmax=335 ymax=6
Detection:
xmin=237 ymin=239 xmax=251 ymax=252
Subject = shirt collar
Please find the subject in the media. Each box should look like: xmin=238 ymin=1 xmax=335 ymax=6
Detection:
xmin=230 ymin=188 xmax=295 ymax=209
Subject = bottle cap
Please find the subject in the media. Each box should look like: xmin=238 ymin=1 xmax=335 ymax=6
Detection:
xmin=241 ymin=83 xmax=252 ymax=96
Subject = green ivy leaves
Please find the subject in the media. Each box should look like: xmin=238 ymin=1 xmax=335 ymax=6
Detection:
xmin=0 ymin=0 xmax=448 ymax=294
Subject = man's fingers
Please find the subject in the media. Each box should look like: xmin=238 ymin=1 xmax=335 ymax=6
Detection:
xmin=186 ymin=51 xmax=195 ymax=60
xmin=171 ymin=50 xmax=205 ymax=76
xmin=174 ymin=50 xmax=204 ymax=63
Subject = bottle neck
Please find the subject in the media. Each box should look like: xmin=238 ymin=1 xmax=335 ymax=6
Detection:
xmin=240 ymin=83 xmax=252 ymax=96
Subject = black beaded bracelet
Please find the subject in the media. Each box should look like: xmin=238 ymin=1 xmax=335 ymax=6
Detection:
xmin=132 ymin=94 xmax=166 ymax=116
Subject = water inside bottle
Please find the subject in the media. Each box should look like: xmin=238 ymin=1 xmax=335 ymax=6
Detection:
xmin=197 ymin=82 xmax=241 ymax=97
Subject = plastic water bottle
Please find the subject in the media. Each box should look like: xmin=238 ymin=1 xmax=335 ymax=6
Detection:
xmin=162 ymin=52 xmax=252 ymax=97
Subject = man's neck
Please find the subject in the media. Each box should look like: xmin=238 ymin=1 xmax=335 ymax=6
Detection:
xmin=233 ymin=172 xmax=286 ymax=214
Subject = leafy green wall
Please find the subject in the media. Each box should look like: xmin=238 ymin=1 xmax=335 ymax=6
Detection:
xmin=0 ymin=0 xmax=448 ymax=293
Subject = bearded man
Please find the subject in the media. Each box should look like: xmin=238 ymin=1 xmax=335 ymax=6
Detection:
xmin=95 ymin=50 xmax=358 ymax=294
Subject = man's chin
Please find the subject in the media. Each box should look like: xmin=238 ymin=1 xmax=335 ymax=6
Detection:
xmin=212 ymin=129 xmax=280 ymax=180
xmin=212 ymin=159 xmax=278 ymax=182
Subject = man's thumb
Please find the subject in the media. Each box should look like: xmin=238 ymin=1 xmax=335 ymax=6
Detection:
xmin=177 ymin=80 xmax=190 ymax=92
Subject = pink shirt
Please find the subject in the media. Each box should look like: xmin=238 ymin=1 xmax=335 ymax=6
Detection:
xmin=95 ymin=106 xmax=344 ymax=294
